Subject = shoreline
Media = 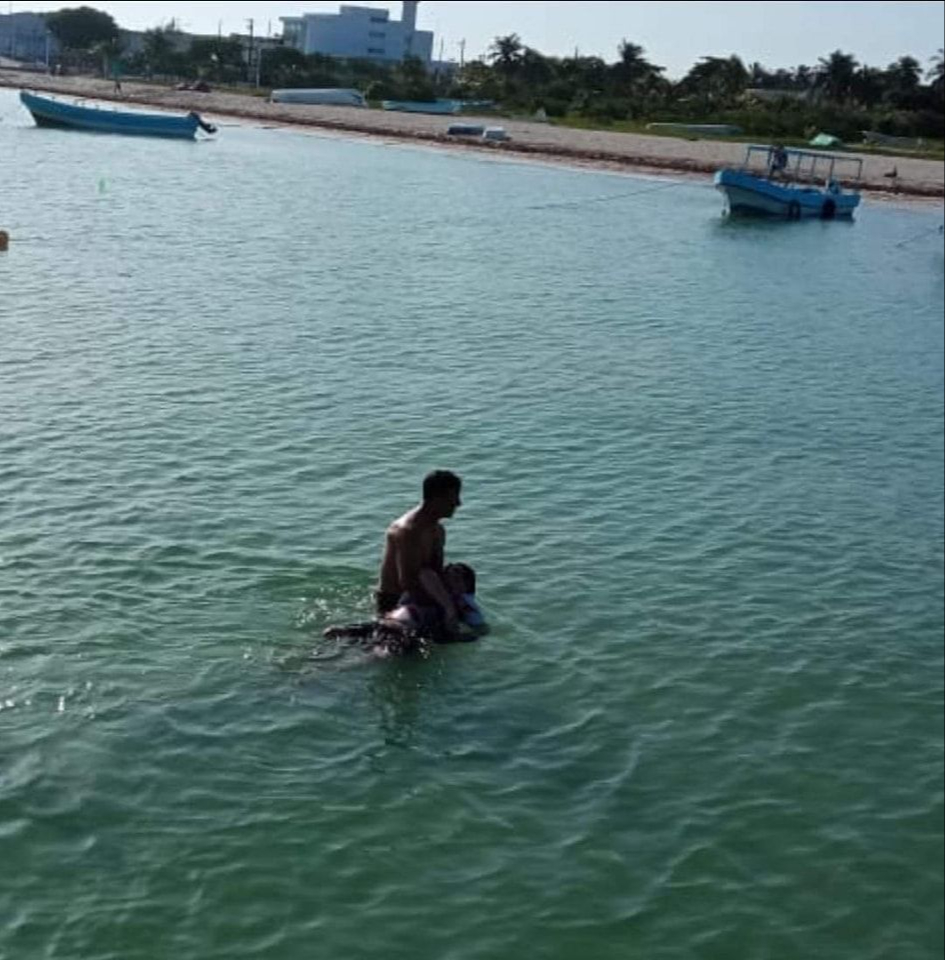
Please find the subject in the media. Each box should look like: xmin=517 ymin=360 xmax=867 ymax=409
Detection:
xmin=3 ymin=71 xmax=944 ymax=200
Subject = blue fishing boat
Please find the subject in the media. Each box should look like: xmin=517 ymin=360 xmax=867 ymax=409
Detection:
xmin=20 ymin=90 xmax=217 ymax=140
xmin=715 ymin=145 xmax=862 ymax=220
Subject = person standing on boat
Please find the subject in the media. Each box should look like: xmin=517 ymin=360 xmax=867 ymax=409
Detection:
xmin=375 ymin=471 xmax=464 ymax=634
xmin=769 ymin=144 xmax=788 ymax=179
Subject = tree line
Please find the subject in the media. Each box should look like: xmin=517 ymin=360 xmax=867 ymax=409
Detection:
xmin=458 ymin=36 xmax=943 ymax=140
xmin=41 ymin=7 xmax=945 ymax=141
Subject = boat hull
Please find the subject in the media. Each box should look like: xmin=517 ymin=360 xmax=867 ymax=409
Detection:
xmin=271 ymin=88 xmax=366 ymax=107
xmin=714 ymin=168 xmax=860 ymax=219
xmin=20 ymin=91 xmax=200 ymax=139
xmin=382 ymin=99 xmax=460 ymax=115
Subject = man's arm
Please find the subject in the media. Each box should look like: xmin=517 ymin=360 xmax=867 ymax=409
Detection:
xmin=418 ymin=568 xmax=458 ymax=625
xmin=431 ymin=526 xmax=445 ymax=572
xmin=422 ymin=526 xmax=457 ymax=625
xmin=396 ymin=526 xmax=457 ymax=627
xmin=378 ymin=529 xmax=400 ymax=594
xmin=390 ymin=525 xmax=455 ymax=633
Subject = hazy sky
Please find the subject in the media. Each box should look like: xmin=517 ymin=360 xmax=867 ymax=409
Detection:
xmin=13 ymin=1 xmax=945 ymax=77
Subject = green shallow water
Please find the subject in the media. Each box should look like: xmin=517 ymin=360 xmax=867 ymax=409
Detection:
xmin=1 ymin=89 xmax=943 ymax=960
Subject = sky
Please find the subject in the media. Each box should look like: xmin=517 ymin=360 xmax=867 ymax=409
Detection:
xmin=11 ymin=1 xmax=945 ymax=77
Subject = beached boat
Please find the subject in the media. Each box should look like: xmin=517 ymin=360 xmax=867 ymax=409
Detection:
xmin=382 ymin=99 xmax=460 ymax=115
xmin=647 ymin=122 xmax=742 ymax=137
xmin=445 ymin=123 xmax=510 ymax=142
xmin=447 ymin=123 xmax=486 ymax=137
xmin=714 ymin=145 xmax=862 ymax=219
xmin=271 ymin=88 xmax=366 ymax=107
xmin=20 ymin=90 xmax=216 ymax=140
xmin=861 ymin=130 xmax=926 ymax=152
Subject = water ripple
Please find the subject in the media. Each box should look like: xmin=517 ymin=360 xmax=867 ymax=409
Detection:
xmin=1 ymin=89 xmax=943 ymax=960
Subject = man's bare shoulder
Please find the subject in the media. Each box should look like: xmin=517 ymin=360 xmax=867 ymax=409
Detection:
xmin=387 ymin=509 xmax=422 ymax=538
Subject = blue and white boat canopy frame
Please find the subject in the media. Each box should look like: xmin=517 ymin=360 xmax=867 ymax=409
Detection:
xmin=741 ymin=145 xmax=863 ymax=186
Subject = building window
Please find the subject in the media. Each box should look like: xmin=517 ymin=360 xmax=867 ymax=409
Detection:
xmin=370 ymin=16 xmax=386 ymax=23
xmin=369 ymin=31 xmax=386 ymax=39
xmin=367 ymin=48 xmax=386 ymax=56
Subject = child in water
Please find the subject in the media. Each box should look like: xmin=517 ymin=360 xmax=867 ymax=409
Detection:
xmin=324 ymin=563 xmax=487 ymax=656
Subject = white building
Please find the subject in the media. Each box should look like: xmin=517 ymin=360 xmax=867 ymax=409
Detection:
xmin=281 ymin=2 xmax=433 ymax=65
xmin=0 ymin=12 xmax=58 ymax=64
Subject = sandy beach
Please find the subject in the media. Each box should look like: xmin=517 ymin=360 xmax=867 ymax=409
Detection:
xmin=3 ymin=70 xmax=943 ymax=198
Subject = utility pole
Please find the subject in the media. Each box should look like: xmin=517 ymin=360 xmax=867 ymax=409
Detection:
xmin=246 ymin=18 xmax=254 ymax=85
xmin=458 ymin=38 xmax=466 ymax=70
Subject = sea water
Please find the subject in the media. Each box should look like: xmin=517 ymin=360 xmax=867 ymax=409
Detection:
xmin=1 ymin=89 xmax=943 ymax=959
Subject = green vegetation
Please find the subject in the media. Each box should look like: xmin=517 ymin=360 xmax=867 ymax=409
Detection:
xmin=44 ymin=6 xmax=118 ymax=51
xmin=38 ymin=7 xmax=944 ymax=150
xmin=451 ymin=37 xmax=944 ymax=144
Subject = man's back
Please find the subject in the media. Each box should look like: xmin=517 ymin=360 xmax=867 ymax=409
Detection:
xmin=378 ymin=509 xmax=443 ymax=597
xmin=375 ymin=472 xmax=462 ymax=617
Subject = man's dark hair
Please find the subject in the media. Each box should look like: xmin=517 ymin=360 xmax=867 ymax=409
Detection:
xmin=423 ymin=470 xmax=462 ymax=503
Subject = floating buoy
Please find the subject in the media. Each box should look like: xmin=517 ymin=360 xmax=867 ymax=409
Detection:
xmin=0 ymin=230 xmax=9 ymax=252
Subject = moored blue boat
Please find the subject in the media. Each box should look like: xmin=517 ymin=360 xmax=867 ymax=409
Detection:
xmin=20 ymin=90 xmax=217 ymax=140
xmin=715 ymin=145 xmax=862 ymax=220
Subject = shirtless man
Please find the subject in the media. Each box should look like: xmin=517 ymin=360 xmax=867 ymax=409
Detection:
xmin=376 ymin=471 xmax=463 ymax=634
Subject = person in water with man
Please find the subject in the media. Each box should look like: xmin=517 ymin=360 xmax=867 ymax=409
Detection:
xmin=376 ymin=470 xmax=465 ymax=633
xmin=324 ymin=471 xmax=485 ymax=654
xmin=324 ymin=561 xmax=484 ymax=656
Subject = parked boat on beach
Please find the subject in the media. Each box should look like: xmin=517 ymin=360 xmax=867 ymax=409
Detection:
xmin=861 ymin=130 xmax=927 ymax=152
xmin=447 ymin=123 xmax=486 ymax=137
xmin=19 ymin=90 xmax=216 ymax=140
xmin=270 ymin=88 xmax=366 ymax=107
xmin=382 ymin=99 xmax=460 ymax=115
xmin=647 ymin=122 xmax=742 ymax=137
xmin=715 ymin=145 xmax=862 ymax=219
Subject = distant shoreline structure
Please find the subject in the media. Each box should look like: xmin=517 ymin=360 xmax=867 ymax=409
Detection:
xmin=2 ymin=72 xmax=942 ymax=200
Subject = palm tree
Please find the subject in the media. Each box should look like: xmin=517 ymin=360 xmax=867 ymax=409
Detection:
xmin=927 ymin=48 xmax=944 ymax=89
xmin=142 ymin=26 xmax=175 ymax=78
xmin=614 ymin=40 xmax=664 ymax=92
xmin=749 ymin=61 xmax=770 ymax=88
xmin=794 ymin=64 xmax=814 ymax=90
xmin=816 ymin=50 xmax=858 ymax=101
xmin=488 ymin=34 xmax=524 ymax=76
xmin=852 ymin=66 xmax=885 ymax=109
xmin=519 ymin=47 xmax=553 ymax=87
xmin=884 ymin=55 xmax=922 ymax=108
xmin=682 ymin=55 xmax=749 ymax=107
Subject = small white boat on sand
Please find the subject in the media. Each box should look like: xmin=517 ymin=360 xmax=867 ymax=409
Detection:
xmin=270 ymin=88 xmax=366 ymax=107
xmin=715 ymin=145 xmax=863 ymax=220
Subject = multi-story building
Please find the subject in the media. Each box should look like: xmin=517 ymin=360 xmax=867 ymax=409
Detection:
xmin=281 ymin=2 xmax=433 ymax=66
xmin=0 ymin=12 xmax=58 ymax=65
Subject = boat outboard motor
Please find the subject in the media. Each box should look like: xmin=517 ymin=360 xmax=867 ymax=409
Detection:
xmin=188 ymin=111 xmax=217 ymax=135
